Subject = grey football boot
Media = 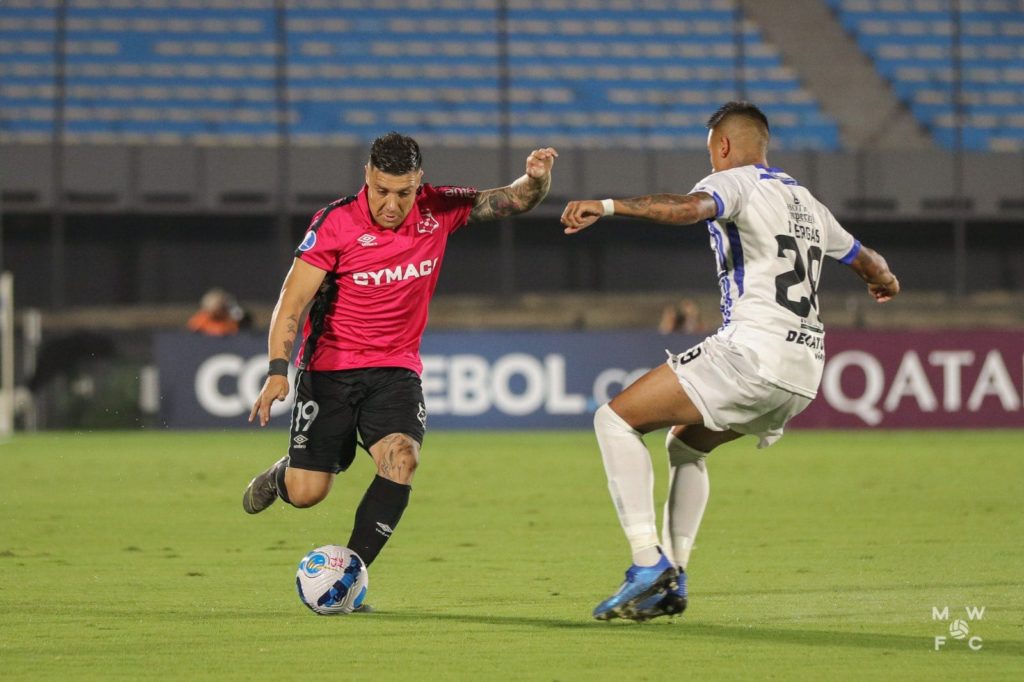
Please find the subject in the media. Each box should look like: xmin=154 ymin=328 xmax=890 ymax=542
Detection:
xmin=242 ymin=455 xmax=289 ymax=514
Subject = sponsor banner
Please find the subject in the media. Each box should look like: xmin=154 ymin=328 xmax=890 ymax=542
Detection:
xmin=153 ymin=330 xmax=700 ymax=429
xmin=419 ymin=331 xmax=694 ymax=428
xmin=154 ymin=329 xmax=1024 ymax=429
xmin=154 ymin=332 xmax=294 ymax=429
xmin=794 ymin=330 xmax=1024 ymax=428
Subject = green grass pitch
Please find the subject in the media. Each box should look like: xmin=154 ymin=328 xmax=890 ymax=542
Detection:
xmin=1 ymin=430 xmax=1022 ymax=680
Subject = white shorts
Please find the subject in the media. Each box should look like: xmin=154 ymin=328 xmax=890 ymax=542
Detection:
xmin=666 ymin=335 xmax=812 ymax=448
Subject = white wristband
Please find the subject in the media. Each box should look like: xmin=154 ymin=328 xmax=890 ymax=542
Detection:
xmin=601 ymin=198 xmax=615 ymax=216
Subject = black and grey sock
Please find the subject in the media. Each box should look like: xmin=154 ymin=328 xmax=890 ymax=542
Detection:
xmin=273 ymin=460 xmax=292 ymax=505
xmin=346 ymin=475 xmax=411 ymax=566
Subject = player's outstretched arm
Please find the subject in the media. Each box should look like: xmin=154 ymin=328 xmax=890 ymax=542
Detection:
xmin=249 ymin=258 xmax=327 ymax=426
xmin=848 ymin=245 xmax=900 ymax=303
xmin=561 ymin=192 xmax=718 ymax=234
xmin=467 ymin=147 xmax=557 ymax=223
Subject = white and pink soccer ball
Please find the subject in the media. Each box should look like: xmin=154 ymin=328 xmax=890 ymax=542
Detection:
xmin=295 ymin=545 xmax=368 ymax=615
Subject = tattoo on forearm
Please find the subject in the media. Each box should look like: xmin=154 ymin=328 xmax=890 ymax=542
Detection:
xmin=282 ymin=314 xmax=298 ymax=359
xmin=619 ymin=194 xmax=703 ymax=224
xmin=468 ymin=173 xmax=551 ymax=223
xmin=469 ymin=188 xmax=518 ymax=223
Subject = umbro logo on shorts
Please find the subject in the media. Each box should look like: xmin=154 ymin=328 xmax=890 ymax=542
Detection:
xmin=292 ymin=434 xmax=309 ymax=448
xmin=376 ymin=522 xmax=394 ymax=537
xmin=417 ymin=402 xmax=427 ymax=428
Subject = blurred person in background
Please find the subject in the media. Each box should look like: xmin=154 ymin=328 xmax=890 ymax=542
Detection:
xmin=562 ymin=101 xmax=899 ymax=622
xmin=242 ymin=131 xmax=557 ymax=601
xmin=658 ymin=297 xmax=705 ymax=335
xmin=187 ymin=288 xmax=251 ymax=336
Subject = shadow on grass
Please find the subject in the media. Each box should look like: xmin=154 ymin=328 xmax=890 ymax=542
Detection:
xmin=375 ymin=611 xmax=1023 ymax=657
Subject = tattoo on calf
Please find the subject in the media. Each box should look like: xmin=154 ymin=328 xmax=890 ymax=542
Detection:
xmin=374 ymin=434 xmax=417 ymax=480
xmin=379 ymin=450 xmax=394 ymax=478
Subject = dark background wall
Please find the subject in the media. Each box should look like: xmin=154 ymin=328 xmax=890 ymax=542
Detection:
xmin=3 ymin=209 xmax=1023 ymax=309
xmin=2 ymin=144 xmax=1023 ymax=308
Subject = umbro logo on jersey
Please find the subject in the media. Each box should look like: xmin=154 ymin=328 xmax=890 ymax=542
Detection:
xmin=375 ymin=522 xmax=394 ymax=537
xmin=357 ymin=233 xmax=378 ymax=247
xmin=416 ymin=209 xmax=440 ymax=235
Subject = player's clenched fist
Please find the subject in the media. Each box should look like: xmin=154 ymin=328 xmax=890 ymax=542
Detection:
xmin=868 ymin=274 xmax=900 ymax=303
xmin=561 ymin=199 xmax=606 ymax=234
xmin=525 ymin=147 xmax=558 ymax=180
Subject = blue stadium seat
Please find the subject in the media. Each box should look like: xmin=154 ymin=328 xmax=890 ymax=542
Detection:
xmin=829 ymin=0 xmax=1024 ymax=150
xmin=1 ymin=1 xmax=838 ymax=150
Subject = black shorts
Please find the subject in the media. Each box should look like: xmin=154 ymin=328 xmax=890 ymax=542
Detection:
xmin=287 ymin=367 xmax=426 ymax=474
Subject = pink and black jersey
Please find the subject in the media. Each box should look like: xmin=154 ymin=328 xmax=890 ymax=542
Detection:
xmin=295 ymin=183 xmax=476 ymax=374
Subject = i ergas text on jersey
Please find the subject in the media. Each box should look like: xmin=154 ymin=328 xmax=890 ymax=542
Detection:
xmin=789 ymin=221 xmax=822 ymax=244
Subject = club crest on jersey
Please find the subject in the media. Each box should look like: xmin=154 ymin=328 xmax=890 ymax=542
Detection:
xmin=416 ymin=209 xmax=440 ymax=235
xmin=298 ymin=230 xmax=317 ymax=251
xmin=357 ymin=233 xmax=378 ymax=247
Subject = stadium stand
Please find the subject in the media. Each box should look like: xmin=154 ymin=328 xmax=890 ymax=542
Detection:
xmin=827 ymin=0 xmax=1024 ymax=151
xmin=0 ymin=0 xmax=839 ymax=150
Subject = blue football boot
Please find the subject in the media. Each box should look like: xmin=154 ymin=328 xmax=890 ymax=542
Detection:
xmin=627 ymin=568 xmax=688 ymax=622
xmin=592 ymin=553 xmax=678 ymax=621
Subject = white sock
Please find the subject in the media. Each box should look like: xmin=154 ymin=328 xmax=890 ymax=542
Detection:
xmin=661 ymin=432 xmax=710 ymax=570
xmin=593 ymin=404 xmax=661 ymax=566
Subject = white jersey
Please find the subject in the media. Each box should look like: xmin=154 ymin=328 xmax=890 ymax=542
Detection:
xmin=689 ymin=164 xmax=861 ymax=398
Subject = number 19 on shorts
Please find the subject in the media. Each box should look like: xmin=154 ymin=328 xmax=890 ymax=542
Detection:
xmin=293 ymin=400 xmax=320 ymax=433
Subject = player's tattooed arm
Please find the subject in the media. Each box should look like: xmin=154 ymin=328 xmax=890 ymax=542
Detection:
xmin=468 ymin=177 xmax=549 ymax=222
xmin=615 ymin=193 xmax=719 ymax=225
xmin=280 ymin=313 xmax=299 ymax=360
xmin=268 ymin=272 xmax=319 ymax=364
xmin=468 ymin=147 xmax=557 ymax=223
xmin=561 ymin=191 xmax=718 ymax=234
xmin=250 ymin=259 xmax=326 ymax=426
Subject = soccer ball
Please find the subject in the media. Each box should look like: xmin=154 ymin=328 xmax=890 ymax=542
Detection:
xmin=295 ymin=545 xmax=369 ymax=615
xmin=949 ymin=619 xmax=970 ymax=640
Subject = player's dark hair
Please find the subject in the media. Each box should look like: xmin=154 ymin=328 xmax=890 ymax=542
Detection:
xmin=706 ymin=101 xmax=770 ymax=135
xmin=369 ymin=131 xmax=422 ymax=175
